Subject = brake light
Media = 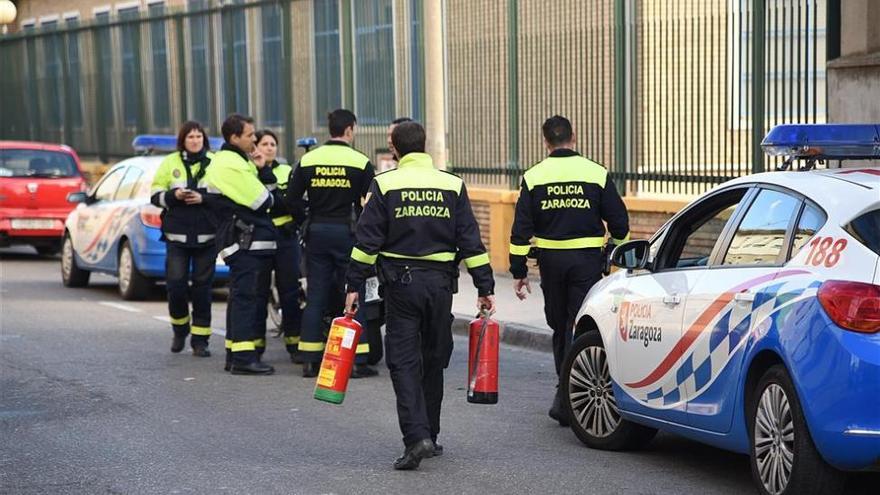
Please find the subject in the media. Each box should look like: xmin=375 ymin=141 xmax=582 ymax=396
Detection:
xmin=817 ymin=280 xmax=880 ymax=334
xmin=140 ymin=206 xmax=163 ymax=228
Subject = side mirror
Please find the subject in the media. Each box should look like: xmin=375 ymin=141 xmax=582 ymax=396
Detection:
xmin=67 ymin=192 xmax=88 ymax=204
xmin=611 ymin=240 xmax=651 ymax=272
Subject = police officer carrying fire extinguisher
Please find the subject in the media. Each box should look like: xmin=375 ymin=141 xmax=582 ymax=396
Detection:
xmin=509 ymin=115 xmax=630 ymax=426
xmin=344 ymin=121 xmax=495 ymax=470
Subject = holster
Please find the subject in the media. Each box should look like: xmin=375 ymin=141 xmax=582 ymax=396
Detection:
xmin=234 ymin=218 xmax=255 ymax=250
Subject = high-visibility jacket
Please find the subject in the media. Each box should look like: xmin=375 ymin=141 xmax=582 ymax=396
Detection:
xmin=267 ymin=160 xmax=295 ymax=228
xmin=508 ymin=149 xmax=630 ymax=279
xmin=203 ymin=144 xmax=276 ymax=260
xmin=286 ymin=140 xmax=375 ymax=225
xmin=149 ymin=150 xmax=217 ymax=246
xmin=345 ymin=152 xmax=495 ymax=296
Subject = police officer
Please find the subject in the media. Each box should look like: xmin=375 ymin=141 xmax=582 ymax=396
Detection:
xmin=509 ymin=115 xmax=629 ymax=425
xmin=203 ymin=114 xmax=277 ymax=375
xmin=386 ymin=117 xmax=412 ymax=162
xmin=253 ymin=129 xmax=303 ymax=363
xmin=150 ymin=121 xmax=217 ymax=357
xmin=344 ymin=121 xmax=495 ymax=470
xmin=286 ymin=109 xmax=376 ymax=378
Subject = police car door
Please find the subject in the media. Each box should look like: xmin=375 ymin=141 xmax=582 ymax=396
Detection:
xmin=74 ymin=165 xmax=126 ymax=268
xmin=685 ymin=186 xmax=806 ymax=433
xmin=614 ymin=186 xmax=752 ymax=425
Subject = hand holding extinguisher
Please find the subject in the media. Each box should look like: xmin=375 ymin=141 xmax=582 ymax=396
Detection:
xmin=467 ymin=302 xmax=499 ymax=405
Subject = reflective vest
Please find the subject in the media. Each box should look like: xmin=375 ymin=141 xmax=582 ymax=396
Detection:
xmin=346 ymin=152 xmax=494 ymax=296
xmin=508 ymin=149 xmax=630 ymax=278
xmin=269 ymin=161 xmax=294 ymax=228
xmin=150 ymin=151 xmax=217 ymax=245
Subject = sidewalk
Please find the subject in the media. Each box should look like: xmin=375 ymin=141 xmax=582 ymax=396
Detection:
xmin=450 ymin=270 xmax=553 ymax=353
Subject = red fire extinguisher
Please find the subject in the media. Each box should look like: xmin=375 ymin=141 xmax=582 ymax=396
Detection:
xmin=314 ymin=311 xmax=363 ymax=404
xmin=468 ymin=309 xmax=499 ymax=404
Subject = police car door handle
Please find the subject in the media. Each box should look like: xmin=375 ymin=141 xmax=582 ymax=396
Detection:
xmin=734 ymin=291 xmax=755 ymax=303
xmin=662 ymin=294 xmax=681 ymax=306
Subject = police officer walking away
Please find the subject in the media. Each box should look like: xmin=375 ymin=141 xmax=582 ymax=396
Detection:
xmin=344 ymin=121 xmax=495 ymax=470
xmin=203 ymin=114 xmax=277 ymax=375
xmin=150 ymin=121 xmax=217 ymax=357
xmin=253 ymin=129 xmax=303 ymax=363
xmin=286 ymin=109 xmax=376 ymax=378
xmin=509 ymin=115 xmax=629 ymax=426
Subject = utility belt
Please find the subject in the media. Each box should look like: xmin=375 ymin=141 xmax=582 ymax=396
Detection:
xmin=218 ymin=215 xmax=276 ymax=260
xmin=377 ymin=258 xmax=459 ymax=293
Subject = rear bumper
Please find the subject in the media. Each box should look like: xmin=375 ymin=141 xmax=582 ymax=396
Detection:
xmin=0 ymin=208 xmax=69 ymax=244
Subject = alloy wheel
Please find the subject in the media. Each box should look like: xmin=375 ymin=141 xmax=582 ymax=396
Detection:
xmin=568 ymin=346 xmax=620 ymax=438
xmin=754 ymin=383 xmax=795 ymax=495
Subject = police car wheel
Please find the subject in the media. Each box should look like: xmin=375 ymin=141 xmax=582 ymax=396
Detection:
xmin=749 ymin=365 xmax=846 ymax=495
xmin=561 ymin=331 xmax=657 ymax=451
xmin=118 ymin=241 xmax=152 ymax=301
xmin=61 ymin=233 xmax=90 ymax=288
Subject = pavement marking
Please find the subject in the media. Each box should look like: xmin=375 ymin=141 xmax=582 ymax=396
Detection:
xmin=99 ymin=301 xmax=143 ymax=313
xmin=152 ymin=315 xmax=226 ymax=337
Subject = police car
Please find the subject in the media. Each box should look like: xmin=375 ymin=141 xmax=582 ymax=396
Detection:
xmin=561 ymin=124 xmax=880 ymax=495
xmin=62 ymin=136 xmax=229 ymax=300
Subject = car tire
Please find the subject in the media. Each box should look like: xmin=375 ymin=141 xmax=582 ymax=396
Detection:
xmin=61 ymin=233 xmax=90 ymax=288
xmin=561 ymin=331 xmax=657 ymax=451
xmin=748 ymin=365 xmax=846 ymax=495
xmin=118 ymin=241 xmax=152 ymax=301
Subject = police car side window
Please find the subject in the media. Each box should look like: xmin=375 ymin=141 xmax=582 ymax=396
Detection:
xmin=114 ymin=166 xmax=144 ymax=201
xmin=722 ymin=189 xmax=800 ymax=266
xmin=790 ymin=204 xmax=826 ymax=257
xmin=92 ymin=168 xmax=126 ymax=202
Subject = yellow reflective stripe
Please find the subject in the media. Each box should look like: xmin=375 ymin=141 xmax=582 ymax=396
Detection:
xmin=523 ymin=155 xmax=608 ymax=190
xmin=351 ymin=247 xmax=378 ymax=265
xmin=611 ymin=233 xmax=631 ymax=245
xmin=170 ymin=314 xmax=190 ymax=326
xmin=284 ymin=336 xmax=300 ymax=345
xmin=225 ymin=339 xmax=232 ymax=349
xmin=356 ymin=343 xmax=369 ymax=354
xmin=254 ymin=338 xmax=266 ymax=348
xmin=535 ymin=236 xmax=605 ymax=249
xmin=272 ymin=215 xmax=293 ymax=226
xmin=380 ymin=251 xmax=456 ymax=262
xmin=509 ymin=243 xmax=531 ymax=256
xmin=190 ymin=325 xmax=212 ymax=336
xmin=300 ymin=145 xmax=370 ymax=169
xmin=298 ymin=341 xmax=326 ymax=352
xmin=230 ymin=341 xmax=256 ymax=352
xmin=463 ymin=252 xmax=490 ymax=268
xmin=375 ymin=153 xmax=462 ymax=194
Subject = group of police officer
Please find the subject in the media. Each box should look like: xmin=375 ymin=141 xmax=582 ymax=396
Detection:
xmin=150 ymin=111 xmax=629 ymax=471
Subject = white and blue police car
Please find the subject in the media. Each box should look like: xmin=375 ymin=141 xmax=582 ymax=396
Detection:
xmin=62 ymin=135 xmax=229 ymax=300
xmin=562 ymin=124 xmax=880 ymax=495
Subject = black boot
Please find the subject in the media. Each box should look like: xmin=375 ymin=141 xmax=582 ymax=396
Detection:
xmin=548 ymin=389 xmax=570 ymax=427
xmin=302 ymin=362 xmax=320 ymax=378
xmin=393 ymin=438 xmax=435 ymax=470
xmin=171 ymin=334 xmax=186 ymax=353
xmin=192 ymin=346 xmax=211 ymax=358
xmin=432 ymin=441 xmax=443 ymax=457
xmin=230 ymin=361 xmax=275 ymax=375
xmin=350 ymin=364 xmax=378 ymax=379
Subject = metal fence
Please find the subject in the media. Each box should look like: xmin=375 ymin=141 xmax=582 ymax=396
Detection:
xmin=0 ymin=0 xmax=836 ymax=195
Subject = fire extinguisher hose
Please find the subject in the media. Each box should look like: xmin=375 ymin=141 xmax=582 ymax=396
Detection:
xmin=468 ymin=309 xmax=490 ymax=396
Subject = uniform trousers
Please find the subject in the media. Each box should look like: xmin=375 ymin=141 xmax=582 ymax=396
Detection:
xmin=537 ymin=249 xmax=604 ymax=385
xmin=165 ymin=242 xmax=216 ymax=347
xmin=384 ymin=268 xmax=454 ymax=447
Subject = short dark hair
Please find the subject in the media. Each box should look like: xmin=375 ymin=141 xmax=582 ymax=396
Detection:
xmin=176 ymin=121 xmax=208 ymax=152
xmin=391 ymin=121 xmax=426 ymax=158
xmin=542 ymin=115 xmax=574 ymax=147
xmin=391 ymin=117 xmax=413 ymax=125
xmin=221 ymin=113 xmax=254 ymax=142
xmin=255 ymin=129 xmax=279 ymax=146
xmin=328 ymin=109 xmax=357 ymax=137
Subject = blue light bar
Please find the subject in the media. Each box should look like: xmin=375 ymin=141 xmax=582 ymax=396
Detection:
xmin=296 ymin=137 xmax=318 ymax=148
xmin=761 ymin=124 xmax=880 ymax=160
xmin=132 ymin=135 xmax=224 ymax=153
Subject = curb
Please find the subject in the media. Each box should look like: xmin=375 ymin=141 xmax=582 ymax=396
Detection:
xmin=451 ymin=314 xmax=552 ymax=353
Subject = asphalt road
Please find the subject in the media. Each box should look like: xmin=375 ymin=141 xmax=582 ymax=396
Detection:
xmin=1 ymin=247 xmax=876 ymax=494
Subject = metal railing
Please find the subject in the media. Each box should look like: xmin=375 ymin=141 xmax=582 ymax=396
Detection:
xmin=0 ymin=0 xmax=836 ymax=195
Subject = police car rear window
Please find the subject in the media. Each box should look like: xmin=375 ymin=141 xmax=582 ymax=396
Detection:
xmin=846 ymin=209 xmax=880 ymax=256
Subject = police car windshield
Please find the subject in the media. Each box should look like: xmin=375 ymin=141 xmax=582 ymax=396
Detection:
xmin=0 ymin=149 xmax=79 ymax=178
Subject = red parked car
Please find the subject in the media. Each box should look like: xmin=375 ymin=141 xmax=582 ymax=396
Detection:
xmin=0 ymin=141 xmax=87 ymax=255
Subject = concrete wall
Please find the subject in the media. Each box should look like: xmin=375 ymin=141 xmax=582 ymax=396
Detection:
xmin=827 ymin=0 xmax=880 ymax=123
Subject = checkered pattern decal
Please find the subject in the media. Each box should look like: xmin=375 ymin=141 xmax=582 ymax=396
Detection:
xmin=622 ymin=272 xmax=820 ymax=409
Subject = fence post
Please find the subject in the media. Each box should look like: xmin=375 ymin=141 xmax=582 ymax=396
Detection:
xmin=91 ymin=25 xmax=108 ymax=163
xmin=507 ymin=0 xmax=519 ymax=189
xmin=341 ymin=0 xmax=354 ymax=109
xmin=222 ymin=5 xmax=235 ymax=116
xmin=751 ymin=0 xmax=766 ymax=174
xmin=132 ymin=17 xmax=147 ymax=134
xmin=61 ymin=30 xmax=73 ymax=148
xmin=175 ymin=15 xmax=188 ymax=123
xmin=281 ymin=0 xmax=296 ymax=162
xmin=613 ymin=0 xmax=627 ymax=194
